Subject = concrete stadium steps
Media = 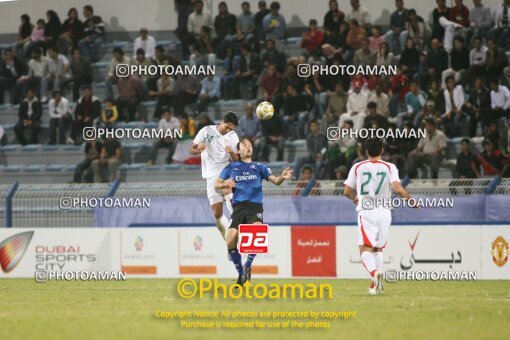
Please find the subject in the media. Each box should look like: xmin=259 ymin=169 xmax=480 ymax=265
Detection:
xmin=0 ymin=139 xmax=308 ymax=167
xmin=0 ymin=162 xmax=289 ymax=185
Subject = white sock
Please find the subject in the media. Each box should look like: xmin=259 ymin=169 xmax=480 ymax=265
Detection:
xmin=361 ymin=251 xmax=377 ymax=277
xmin=224 ymin=193 xmax=233 ymax=214
xmin=215 ymin=215 xmax=229 ymax=241
xmin=373 ymin=252 xmax=383 ymax=272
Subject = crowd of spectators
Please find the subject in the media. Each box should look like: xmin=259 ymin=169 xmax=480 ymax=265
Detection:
xmin=0 ymin=0 xmax=510 ymax=183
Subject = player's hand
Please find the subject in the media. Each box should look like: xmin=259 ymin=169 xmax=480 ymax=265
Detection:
xmin=353 ymin=196 xmax=359 ymax=205
xmin=408 ymin=198 xmax=419 ymax=208
xmin=225 ymin=146 xmax=234 ymax=154
xmin=197 ymin=143 xmax=206 ymax=152
xmin=224 ymin=179 xmax=236 ymax=188
xmin=281 ymin=167 xmax=293 ymax=180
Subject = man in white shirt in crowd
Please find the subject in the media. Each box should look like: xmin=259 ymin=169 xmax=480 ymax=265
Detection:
xmin=489 ymin=78 xmax=510 ymax=123
xmin=346 ymin=0 xmax=371 ymax=29
xmin=468 ymin=36 xmax=488 ymax=82
xmin=147 ymin=109 xmax=181 ymax=165
xmin=106 ymin=47 xmax=131 ymax=100
xmin=47 ymin=46 xmax=70 ymax=102
xmin=184 ymin=0 xmax=214 ymax=58
xmin=48 ymin=90 xmax=71 ymax=145
xmin=17 ymin=48 xmax=48 ymax=102
xmin=133 ymin=28 xmax=156 ymax=60
xmin=339 ymin=81 xmax=368 ymax=130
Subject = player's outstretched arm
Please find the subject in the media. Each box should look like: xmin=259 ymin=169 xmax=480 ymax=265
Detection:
xmin=392 ymin=181 xmax=418 ymax=208
xmin=189 ymin=143 xmax=206 ymax=155
xmin=215 ymin=177 xmax=236 ymax=190
xmin=268 ymin=167 xmax=293 ymax=186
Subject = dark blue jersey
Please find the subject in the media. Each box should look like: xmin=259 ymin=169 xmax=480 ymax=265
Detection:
xmin=219 ymin=161 xmax=272 ymax=205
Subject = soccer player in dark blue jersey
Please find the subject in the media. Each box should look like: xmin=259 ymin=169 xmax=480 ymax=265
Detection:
xmin=215 ymin=139 xmax=293 ymax=286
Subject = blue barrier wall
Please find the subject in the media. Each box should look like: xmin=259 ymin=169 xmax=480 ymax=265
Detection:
xmin=94 ymin=195 xmax=510 ymax=227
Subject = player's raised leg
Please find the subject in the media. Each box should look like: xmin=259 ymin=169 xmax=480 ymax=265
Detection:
xmin=211 ymin=201 xmax=229 ymax=240
xmin=242 ymin=221 xmax=263 ymax=282
xmin=226 ymin=227 xmax=245 ymax=286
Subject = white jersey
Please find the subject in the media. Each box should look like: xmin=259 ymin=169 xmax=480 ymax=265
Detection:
xmin=193 ymin=125 xmax=239 ymax=179
xmin=344 ymin=160 xmax=400 ymax=211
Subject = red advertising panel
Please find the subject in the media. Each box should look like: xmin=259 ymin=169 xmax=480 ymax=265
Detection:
xmin=291 ymin=226 xmax=336 ymax=277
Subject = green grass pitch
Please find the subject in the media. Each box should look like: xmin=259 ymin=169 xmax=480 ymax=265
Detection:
xmin=0 ymin=279 xmax=508 ymax=339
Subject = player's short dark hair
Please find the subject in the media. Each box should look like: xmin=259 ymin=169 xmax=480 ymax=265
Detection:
xmin=224 ymin=111 xmax=239 ymax=126
xmin=365 ymin=138 xmax=383 ymax=157
xmin=236 ymin=138 xmax=251 ymax=151
xmin=84 ymin=5 xmax=93 ymax=13
xmin=367 ymin=101 xmax=377 ymax=109
xmin=461 ymin=138 xmax=470 ymax=145
xmin=136 ymin=48 xmax=145 ymax=55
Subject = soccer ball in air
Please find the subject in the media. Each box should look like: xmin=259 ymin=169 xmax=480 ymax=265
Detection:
xmin=256 ymin=101 xmax=274 ymax=120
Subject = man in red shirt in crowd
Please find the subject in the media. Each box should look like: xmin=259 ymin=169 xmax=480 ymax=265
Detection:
xmin=301 ymin=19 xmax=324 ymax=54
xmin=260 ymin=63 xmax=283 ymax=107
xmin=449 ymin=0 xmax=471 ymax=46
xmin=478 ymin=139 xmax=509 ymax=177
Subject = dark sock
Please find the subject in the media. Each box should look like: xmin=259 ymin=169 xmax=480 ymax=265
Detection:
xmin=229 ymin=248 xmax=244 ymax=276
xmin=245 ymin=254 xmax=256 ymax=268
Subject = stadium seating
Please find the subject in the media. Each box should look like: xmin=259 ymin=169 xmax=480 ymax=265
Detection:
xmin=0 ymin=31 xmax=507 ymax=185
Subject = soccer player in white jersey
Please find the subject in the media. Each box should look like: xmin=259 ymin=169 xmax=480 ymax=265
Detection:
xmin=190 ymin=112 xmax=240 ymax=240
xmin=343 ymin=138 xmax=416 ymax=295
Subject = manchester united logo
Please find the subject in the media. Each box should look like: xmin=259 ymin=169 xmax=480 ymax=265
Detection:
xmin=491 ymin=236 xmax=509 ymax=267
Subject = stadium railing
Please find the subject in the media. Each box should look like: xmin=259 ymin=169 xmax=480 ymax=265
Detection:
xmin=9 ymin=182 xmax=112 ymax=228
xmin=3 ymin=177 xmax=508 ymax=228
